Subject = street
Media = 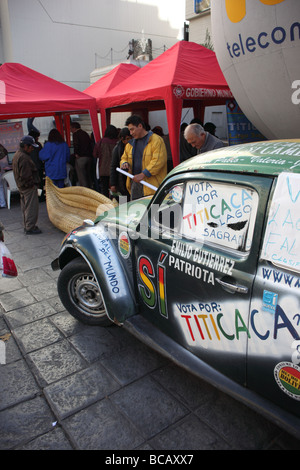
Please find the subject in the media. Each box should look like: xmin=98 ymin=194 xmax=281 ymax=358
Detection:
xmin=0 ymin=198 xmax=300 ymax=450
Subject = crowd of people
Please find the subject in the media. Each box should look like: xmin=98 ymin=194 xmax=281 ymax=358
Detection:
xmin=0 ymin=115 xmax=223 ymax=236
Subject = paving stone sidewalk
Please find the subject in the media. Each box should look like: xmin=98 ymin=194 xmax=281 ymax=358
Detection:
xmin=0 ymin=198 xmax=300 ymax=451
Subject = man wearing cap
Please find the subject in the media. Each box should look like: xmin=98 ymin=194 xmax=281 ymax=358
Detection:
xmin=12 ymin=135 xmax=42 ymax=235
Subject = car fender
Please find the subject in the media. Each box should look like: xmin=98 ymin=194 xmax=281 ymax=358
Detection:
xmin=58 ymin=222 xmax=137 ymax=324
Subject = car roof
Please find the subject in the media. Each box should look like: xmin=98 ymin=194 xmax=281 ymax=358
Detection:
xmin=170 ymin=140 xmax=300 ymax=177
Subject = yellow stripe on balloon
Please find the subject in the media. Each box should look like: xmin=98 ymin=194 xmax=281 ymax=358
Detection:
xmin=225 ymin=0 xmax=285 ymax=23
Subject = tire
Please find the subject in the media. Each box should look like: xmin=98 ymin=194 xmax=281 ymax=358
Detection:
xmin=57 ymin=257 xmax=112 ymax=326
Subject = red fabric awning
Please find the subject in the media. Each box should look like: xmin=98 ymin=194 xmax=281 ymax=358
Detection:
xmin=88 ymin=42 xmax=233 ymax=166
xmin=84 ymin=63 xmax=140 ymax=136
xmin=0 ymin=63 xmax=100 ymax=142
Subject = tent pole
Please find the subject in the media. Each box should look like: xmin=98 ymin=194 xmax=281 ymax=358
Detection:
xmin=99 ymin=108 xmax=107 ymax=138
xmin=89 ymin=107 xmax=101 ymax=142
xmin=64 ymin=115 xmax=71 ymax=146
xmin=166 ymin=91 xmax=183 ymax=167
xmin=54 ymin=114 xmax=64 ymax=136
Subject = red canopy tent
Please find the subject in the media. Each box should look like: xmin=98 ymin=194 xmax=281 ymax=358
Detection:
xmin=84 ymin=63 xmax=139 ymax=136
xmin=92 ymin=41 xmax=233 ymax=166
xmin=0 ymin=63 xmax=101 ymax=145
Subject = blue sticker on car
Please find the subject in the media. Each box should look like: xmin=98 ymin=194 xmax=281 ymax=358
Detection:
xmin=262 ymin=290 xmax=278 ymax=313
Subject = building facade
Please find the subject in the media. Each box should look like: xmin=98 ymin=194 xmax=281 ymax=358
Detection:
xmin=186 ymin=0 xmax=212 ymax=45
xmin=0 ymin=0 xmax=185 ymax=135
xmin=0 ymin=0 xmax=185 ymax=89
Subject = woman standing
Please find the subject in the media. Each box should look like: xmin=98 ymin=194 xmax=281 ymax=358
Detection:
xmin=39 ymin=129 xmax=70 ymax=188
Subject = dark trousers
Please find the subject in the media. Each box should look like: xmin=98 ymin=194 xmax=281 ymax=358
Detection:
xmin=52 ymin=179 xmax=65 ymax=188
xmin=99 ymin=176 xmax=110 ymax=198
xmin=75 ymin=156 xmax=92 ymax=188
xmin=20 ymin=187 xmax=39 ymax=231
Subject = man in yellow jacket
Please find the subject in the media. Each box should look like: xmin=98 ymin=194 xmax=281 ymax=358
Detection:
xmin=120 ymin=115 xmax=167 ymax=200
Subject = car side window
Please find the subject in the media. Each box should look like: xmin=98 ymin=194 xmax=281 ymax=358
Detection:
xmin=153 ymin=180 xmax=259 ymax=253
xmin=261 ymin=172 xmax=300 ymax=273
xmin=152 ymin=184 xmax=185 ymax=235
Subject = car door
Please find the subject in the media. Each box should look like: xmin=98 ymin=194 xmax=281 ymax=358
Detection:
xmin=248 ymin=172 xmax=300 ymax=418
xmin=134 ymin=171 xmax=272 ymax=385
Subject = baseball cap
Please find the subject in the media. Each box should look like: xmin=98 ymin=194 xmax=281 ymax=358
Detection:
xmin=20 ymin=135 xmax=39 ymax=147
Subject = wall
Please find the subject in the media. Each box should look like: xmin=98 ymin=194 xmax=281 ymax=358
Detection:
xmin=185 ymin=0 xmax=212 ymax=45
xmin=0 ymin=0 xmax=185 ymax=90
xmin=0 ymin=0 xmax=185 ymax=138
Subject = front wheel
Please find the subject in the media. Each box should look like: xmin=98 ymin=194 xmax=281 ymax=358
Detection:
xmin=57 ymin=257 xmax=112 ymax=326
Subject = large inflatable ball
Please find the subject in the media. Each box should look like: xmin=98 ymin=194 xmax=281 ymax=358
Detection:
xmin=211 ymin=0 xmax=300 ymax=139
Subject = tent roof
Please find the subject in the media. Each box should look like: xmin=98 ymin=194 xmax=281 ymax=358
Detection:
xmin=84 ymin=63 xmax=140 ymax=100
xmin=0 ymin=62 xmax=98 ymax=119
xmin=98 ymin=41 xmax=232 ymax=110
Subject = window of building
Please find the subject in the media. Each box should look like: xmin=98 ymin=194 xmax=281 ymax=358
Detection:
xmin=194 ymin=0 xmax=211 ymax=14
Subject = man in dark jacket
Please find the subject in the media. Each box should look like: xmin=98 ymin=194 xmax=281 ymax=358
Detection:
xmin=110 ymin=127 xmax=130 ymax=201
xmin=12 ymin=135 xmax=42 ymax=235
xmin=184 ymin=123 xmax=225 ymax=154
xmin=70 ymin=122 xmax=93 ymax=188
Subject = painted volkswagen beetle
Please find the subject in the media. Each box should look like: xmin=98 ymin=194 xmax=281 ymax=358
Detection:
xmin=53 ymin=140 xmax=300 ymax=438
